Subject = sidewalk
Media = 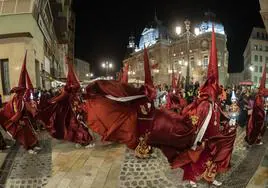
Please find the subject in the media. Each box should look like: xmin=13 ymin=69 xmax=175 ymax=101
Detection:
xmin=247 ymin=145 xmax=268 ymax=188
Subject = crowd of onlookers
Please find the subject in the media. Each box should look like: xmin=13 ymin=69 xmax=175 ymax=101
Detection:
xmin=154 ymin=83 xmax=262 ymax=127
xmin=0 ymin=83 xmax=265 ymax=128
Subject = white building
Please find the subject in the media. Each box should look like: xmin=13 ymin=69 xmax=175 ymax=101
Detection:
xmin=243 ymin=27 xmax=268 ymax=87
xmin=74 ymin=58 xmax=91 ymax=81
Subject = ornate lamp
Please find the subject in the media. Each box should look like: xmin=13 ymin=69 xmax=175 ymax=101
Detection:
xmin=228 ymin=88 xmax=240 ymax=126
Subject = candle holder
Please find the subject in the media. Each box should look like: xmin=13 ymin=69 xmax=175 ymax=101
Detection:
xmin=264 ymin=97 xmax=268 ymax=111
xmin=228 ymin=89 xmax=240 ymax=126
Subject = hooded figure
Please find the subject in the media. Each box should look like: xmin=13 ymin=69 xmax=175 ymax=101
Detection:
xmin=245 ymin=63 xmax=268 ymax=145
xmin=37 ymin=57 xmax=93 ymax=147
xmin=85 ymin=46 xmax=157 ymax=149
xmin=0 ymin=52 xmax=39 ymax=154
xmin=171 ymin=25 xmax=236 ymax=187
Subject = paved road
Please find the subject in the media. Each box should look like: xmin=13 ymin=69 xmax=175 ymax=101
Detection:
xmin=0 ymin=126 xmax=267 ymax=188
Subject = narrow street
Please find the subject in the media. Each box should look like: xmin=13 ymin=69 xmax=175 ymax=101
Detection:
xmin=0 ymin=127 xmax=266 ymax=188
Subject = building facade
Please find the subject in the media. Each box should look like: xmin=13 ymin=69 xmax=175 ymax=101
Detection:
xmin=243 ymin=27 xmax=268 ymax=87
xmin=259 ymin=0 xmax=268 ymax=33
xmin=74 ymin=58 xmax=91 ymax=82
xmin=123 ymin=17 xmax=229 ymax=87
xmin=0 ymin=0 xmax=74 ymax=102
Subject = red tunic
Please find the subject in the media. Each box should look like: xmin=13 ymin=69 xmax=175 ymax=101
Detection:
xmin=0 ymin=95 xmax=38 ymax=150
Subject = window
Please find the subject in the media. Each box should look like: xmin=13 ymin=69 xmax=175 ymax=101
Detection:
xmin=266 ymin=67 xmax=268 ymax=73
xmin=265 ymin=46 xmax=268 ymax=51
xmin=254 ymin=76 xmax=258 ymax=83
xmin=254 ymin=45 xmax=258 ymax=50
xmin=262 ymin=33 xmax=265 ymax=39
xmin=254 ymin=55 xmax=258 ymax=61
xmin=203 ymin=55 xmax=208 ymax=67
xmin=255 ymin=65 xmax=258 ymax=72
xmin=266 ymin=57 xmax=268 ymax=63
xmin=257 ymin=32 xmax=260 ymax=38
xmin=0 ymin=59 xmax=10 ymax=95
xmin=260 ymin=66 xmax=263 ymax=73
xmin=259 ymin=45 xmax=262 ymax=51
xmin=260 ymin=55 xmax=263 ymax=62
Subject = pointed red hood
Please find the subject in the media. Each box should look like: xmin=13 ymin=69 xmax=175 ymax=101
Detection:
xmin=121 ymin=63 xmax=129 ymax=84
xmin=199 ymin=24 xmax=220 ymax=101
xmin=18 ymin=51 xmax=27 ymax=88
xmin=65 ymin=56 xmax=80 ymax=91
xmin=11 ymin=52 xmax=27 ymax=94
xmin=143 ymin=46 xmax=153 ymax=87
xmin=26 ymin=70 xmax=33 ymax=89
xmin=207 ymin=25 xmax=219 ymax=83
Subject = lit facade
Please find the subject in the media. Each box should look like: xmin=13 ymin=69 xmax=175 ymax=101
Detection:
xmin=74 ymin=58 xmax=91 ymax=82
xmin=243 ymin=27 xmax=268 ymax=87
xmin=0 ymin=0 xmax=74 ymax=102
xmin=123 ymin=19 xmax=229 ymax=86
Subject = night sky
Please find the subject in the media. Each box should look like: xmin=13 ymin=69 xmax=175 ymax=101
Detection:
xmin=73 ymin=0 xmax=264 ymax=77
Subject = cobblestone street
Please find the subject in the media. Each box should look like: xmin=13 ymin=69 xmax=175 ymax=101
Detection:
xmin=0 ymin=127 xmax=267 ymax=188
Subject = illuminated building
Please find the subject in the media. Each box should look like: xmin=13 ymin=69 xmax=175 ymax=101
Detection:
xmin=243 ymin=27 xmax=268 ymax=87
xmin=123 ymin=14 xmax=229 ymax=86
xmin=0 ymin=0 xmax=74 ymax=102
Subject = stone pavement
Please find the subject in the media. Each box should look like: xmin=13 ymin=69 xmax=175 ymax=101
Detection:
xmin=118 ymin=127 xmax=268 ymax=188
xmin=0 ymin=126 xmax=267 ymax=188
xmin=45 ymin=137 xmax=125 ymax=188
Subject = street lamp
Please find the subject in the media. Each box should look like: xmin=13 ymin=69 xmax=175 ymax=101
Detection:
xmin=101 ymin=61 xmax=113 ymax=77
xmin=86 ymin=73 xmax=94 ymax=78
xmin=175 ymin=19 xmax=196 ymax=91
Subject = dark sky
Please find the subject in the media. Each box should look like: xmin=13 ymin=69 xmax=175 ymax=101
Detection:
xmin=73 ymin=0 xmax=264 ymax=76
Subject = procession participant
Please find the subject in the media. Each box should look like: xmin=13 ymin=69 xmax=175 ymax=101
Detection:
xmin=37 ymin=58 xmax=94 ymax=148
xmin=171 ymin=26 xmax=237 ymax=187
xmin=0 ymin=52 xmax=39 ymax=154
xmin=85 ymin=46 xmax=156 ymax=149
xmin=165 ymin=73 xmax=187 ymax=113
xmin=245 ymin=63 xmax=268 ymax=146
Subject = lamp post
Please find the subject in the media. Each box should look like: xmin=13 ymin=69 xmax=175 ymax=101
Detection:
xmin=102 ymin=61 xmax=113 ymax=78
xmin=175 ymin=19 xmax=198 ymax=91
xmin=86 ymin=73 xmax=94 ymax=78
